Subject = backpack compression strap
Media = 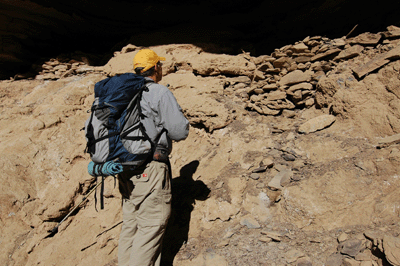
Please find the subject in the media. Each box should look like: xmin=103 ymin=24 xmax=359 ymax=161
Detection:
xmin=85 ymin=79 xmax=154 ymax=151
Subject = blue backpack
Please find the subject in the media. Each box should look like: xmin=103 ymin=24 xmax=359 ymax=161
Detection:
xmin=84 ymin=73 xmax=155 ymax=167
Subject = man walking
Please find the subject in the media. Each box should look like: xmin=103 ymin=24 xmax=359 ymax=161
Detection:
xmin=117 ymin=49 xmax=189 ymax=266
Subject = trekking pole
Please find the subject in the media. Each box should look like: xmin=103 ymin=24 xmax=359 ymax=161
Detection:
xmin=46 ymin=178 xmax=105 ymax=238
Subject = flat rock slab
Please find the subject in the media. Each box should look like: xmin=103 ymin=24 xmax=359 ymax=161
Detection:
xmin=364 ymin=230 xmax=385 ymax=246
xmin=298 ymin=114 xmax=336 ymax=134
xmin=268 ymin=169 xmax=292 ymax=189
xmin=377 ymin=133 xmax=400 ymax=148
xmin=261 ymin=158 xmax=274 ymax=168
xmin=259 ymin=236 xmax=272 ymax=243
xmin=282 ymin=153 xmax=296 ymax=161
xmin=260 ymin=230 xmax=282 ymax=241
xmin=266 ymin=90 xmax=287 ymax=101
xmin=353 ymin=45 xmax=400 ymax=78
xmin=264 ymin=68 xmax=281 ymax=73
xmin=278 ymin=70 xmax=313 ymax=86
xmin=291 ymin=43 xmax=309 ymax=53
xmin=382 ymin=30 xmax=400 ymax=38
xmin=252 ymin=166 xmax=267 ymax=173
xmin=332 ymin=38 xmax=347 ymax=47
xmin=286 ymin=82 xmax=313 ymax=95
xmin=294 ymin=56 xmax=313 ymax=63
xmin=383 ymin=235 xmax=400 ymax=266
xmin=263 ymin=83 xmax=278 ymax=90
xmin=388 ymin=25 xmax=400 ymax=31
xmin=191 ymin=53 xmax=256 ymax=77
xmin=265 ymin=98 xmax=295 ymax=110
xmin=285 ymin=249 xmax=305 ymax=263
xmin=334 ymin=45 xmax=364 ymax=61
xmin=311 ymin=48 xmax=341 ymax=62
xmin=268 ymin=175 xmax=283 ymax=190
xmin=338 ymin=239 xmax=363 ymax=257
xmin=354 ymin=253 xmax=371 ymax=261
xmin=249 ymin=173 xmax=260 ymax=180
xmin=349 ymin=32 xmax=382 ymax=45
xmin=338 ymin=232 xmax=349 ymax=243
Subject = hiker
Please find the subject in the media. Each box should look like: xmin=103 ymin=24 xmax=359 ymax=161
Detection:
xmin=117 ymin=49 xmax=189 ymax=266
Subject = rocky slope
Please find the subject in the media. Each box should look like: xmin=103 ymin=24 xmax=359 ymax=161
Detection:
xmin=1 ymin=26 xmax=400 ymax=266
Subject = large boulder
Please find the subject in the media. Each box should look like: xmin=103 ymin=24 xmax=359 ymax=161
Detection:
xmin=163 ymin=72 xmax=236 ymax=132
xmin=315 ymin=66 xmax=400 ymax=138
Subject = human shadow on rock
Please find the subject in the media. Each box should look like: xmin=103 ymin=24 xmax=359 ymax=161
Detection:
xmin=161 ymin=160 xmax=211 ymax=266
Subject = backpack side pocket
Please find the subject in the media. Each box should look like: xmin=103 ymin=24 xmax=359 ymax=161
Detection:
xmin=85 ymin=99 xmax=113 ymax=163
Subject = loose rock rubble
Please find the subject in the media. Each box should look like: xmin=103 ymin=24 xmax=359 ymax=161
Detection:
xmin=238 ymin=25 xmax=400 ymax=117
xmin=30 ymin=25 xmax=400 ymax=121
xmin=322 ymin=230 xmax=400 ymax=266
xmin=34 ymin=54 xmax=103 ymax=80
xmin=92 ymin=25 xmax=400 ymax=135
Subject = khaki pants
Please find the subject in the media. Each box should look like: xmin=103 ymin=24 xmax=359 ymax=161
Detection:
xmin=118 ymin=161 xmax=171 ymax=266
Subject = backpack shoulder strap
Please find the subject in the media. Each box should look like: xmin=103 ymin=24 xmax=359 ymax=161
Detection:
xmin=143 ymin=78 xmax=154 ymax=90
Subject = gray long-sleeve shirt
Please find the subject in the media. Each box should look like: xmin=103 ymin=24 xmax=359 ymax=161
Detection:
xmin=140 ymin=78 xmax=189 ymax=153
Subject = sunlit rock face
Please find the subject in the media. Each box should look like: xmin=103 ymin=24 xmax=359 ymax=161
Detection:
xmin=1 ymin=0 xmax=399 ymax=79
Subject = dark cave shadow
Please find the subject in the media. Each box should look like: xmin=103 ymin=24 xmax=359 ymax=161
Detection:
xmin=161 ymin=160 xmax=211 ymax=266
